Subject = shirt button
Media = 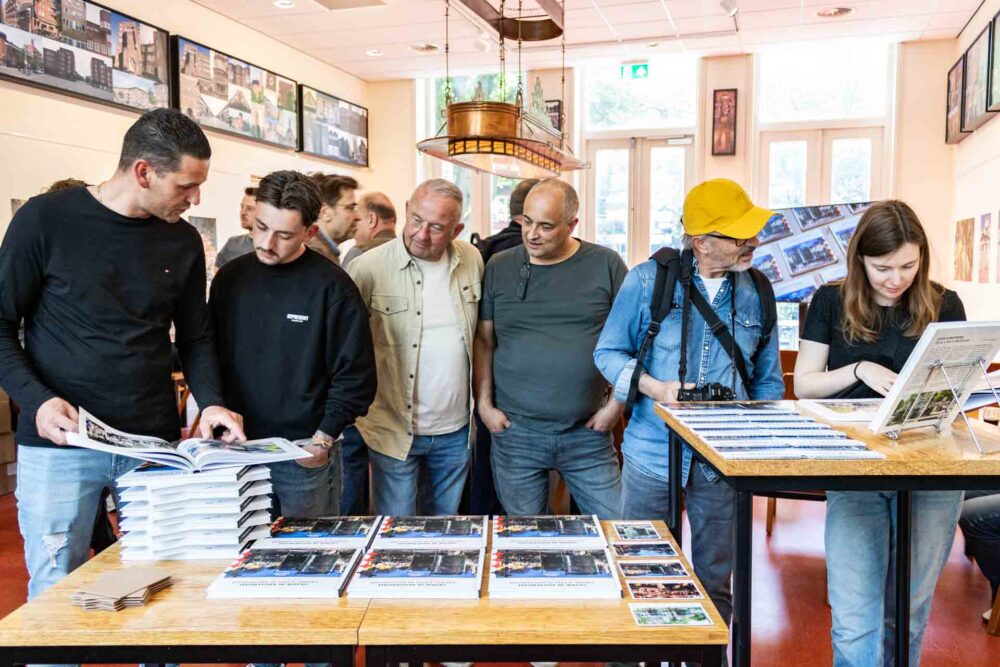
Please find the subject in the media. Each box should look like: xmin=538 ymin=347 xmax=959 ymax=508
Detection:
xmin=416 ymin=311 xmax=421 ymax=315
xmin=409 ymin=374 xmax=414 ymax=379
xmin=416 ymin=280 xmax=422 ymax=285
xmin=412 ymin=343 xmax=417 ymax=348
xmin=407 ymin=404 xmax=412 ymax=409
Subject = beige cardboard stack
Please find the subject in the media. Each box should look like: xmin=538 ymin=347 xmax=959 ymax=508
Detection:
xmin=70 ymin=567 xmax=172 ymax=611
xmin=0 ymin=388 xmax=14 ymax=495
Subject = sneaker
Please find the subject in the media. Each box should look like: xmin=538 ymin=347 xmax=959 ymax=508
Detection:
xmin=984 ymin=608 xmax=993 ymax=623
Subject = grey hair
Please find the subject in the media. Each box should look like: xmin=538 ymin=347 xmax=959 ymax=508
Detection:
xmin=412 ymin=178 xmax=464 ymax=208
xmin=681 ymin=233 xmax=694 ymax=249
xmin=531 ymin=178 xmax=580 ymax=224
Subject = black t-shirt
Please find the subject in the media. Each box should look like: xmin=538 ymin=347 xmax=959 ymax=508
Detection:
xmin=210 ymin=249 xmax=377 ymax=440
xmin=800 ymin=283 xmax=966 ymax=398
xmin=0 ymin=187 xmax=224 ymax=446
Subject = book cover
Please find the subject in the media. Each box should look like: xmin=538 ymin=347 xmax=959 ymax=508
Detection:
xmin=347 ymin=548 xmax=484 ymax=599
xmin=488 ymin=548 xmax=622 ymax=599
xmin=255 ymin=516 xmax=382 ymax=549
xmin=371 ymin=515 xmax=487 ymax=549
xmin=206 ymin=547 xmax=362 ymax=598
xmin=492 ymin=515 xmax=606 ymax=549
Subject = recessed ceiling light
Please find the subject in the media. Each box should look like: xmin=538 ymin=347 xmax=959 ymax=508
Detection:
xmin=365 ymin=48 xmax=384 ymax=57
xmin=816 ymin=7 xmax=855 ymax=18
xmin=273 ymin=0 xmax=296 ymax=8
xmin=407 ymin=43 xmax=440 ymax=54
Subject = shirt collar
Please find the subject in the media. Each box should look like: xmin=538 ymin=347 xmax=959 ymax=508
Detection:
xmin=390 ymin=236 xmax=461 ymax=272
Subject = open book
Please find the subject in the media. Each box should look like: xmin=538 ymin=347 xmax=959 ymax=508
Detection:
xmin=65 ymin=407 xmax=309 ymax=472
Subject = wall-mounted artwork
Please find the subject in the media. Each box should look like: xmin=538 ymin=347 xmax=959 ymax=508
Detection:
xmin=954 ymin=217 xmax=974 ymax=281
xmin=990 ymin=11 xmax=1000 ymax=112
xmin=173 ymin=36 xmax=297 ymax=149
xmin=978 ymin=213 xmax=992 ymax=283
xmin=0 ymin=1 xmax=170 ymax=112
xmin=962 ymin=24 xmax=995 ymax=132
xmin=299 ymin=84 xmax=368 ymax=167
xmin=947 ymin=57 xmax=970 ymax=144
xmin=711 ymin=89 xmax=737 ymax=156
xmin=187 ymin=215 xmax=216 ymax=295
xmin=544 ymin=99 xmax=562 ymax=132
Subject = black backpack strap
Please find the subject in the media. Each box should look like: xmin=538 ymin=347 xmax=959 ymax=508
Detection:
xmin=687 ymin=285 xmax=752 ymax=393
xmin=746 ymin=267 xmax=776 ymax=362
xmin=624 ymin=248 xmax=680 ymax=419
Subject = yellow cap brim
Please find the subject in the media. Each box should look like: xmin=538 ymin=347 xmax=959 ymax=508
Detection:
xmin=714 ymin=205 xmax=777 ymax=240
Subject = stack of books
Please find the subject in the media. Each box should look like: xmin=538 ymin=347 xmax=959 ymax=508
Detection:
xmin=206 ymin=515 xmax=381 ymax=599
xmin=488 ymin=515 xmax=622 ymax=599
xmin=116 ymin=464 xmax=273 ymax=561
xmin=346 ymin=516 xmax=488 ymax=599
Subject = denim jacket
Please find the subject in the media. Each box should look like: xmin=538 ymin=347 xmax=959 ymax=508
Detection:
xmin=594 ymin=257 xmax=784 ymax=483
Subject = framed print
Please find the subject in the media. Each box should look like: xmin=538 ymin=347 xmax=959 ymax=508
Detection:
xmin=172 ymin=36 xmax=298 ymax=149
xmin=0 ymin=1 xmax=170 ymax=113
xmin=946 ymin=56 xmax=970 ymax=144
xmin=962 ymin=24 xmax=996 ymax=132
xmin=711 ymin=88 xmax=737 ymax=156
xmin=989 ymin=10 xmax=1000 ymax=112
xmin=544 ymin=99 xmax=562 ymax=131
xmin=298 ymin=84 xmax=369 ymax=167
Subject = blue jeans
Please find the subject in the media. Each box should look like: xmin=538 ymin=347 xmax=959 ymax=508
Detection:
xmin=16 ymin=444 xmax=138 ymax=600
xmin=622 ymin=456 xmax=735 ymax=629
xmin=266 ymin=439 xmax=342 ymax=519
xmin=340 ymin=425 xmax=369 ymax=515
xmin=958 ymin=490 xmax=1000 ymax=602
xmin=825 ymin=490 xmax=963 ymax=667
xmin=491 ymin=421 xmax=622 ymax=519
xmin=368 ymin=424 xmax=470 ymax=516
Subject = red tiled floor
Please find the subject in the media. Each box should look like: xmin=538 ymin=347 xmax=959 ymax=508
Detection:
xmin=0 ymin=493 xmax=995 ymax=665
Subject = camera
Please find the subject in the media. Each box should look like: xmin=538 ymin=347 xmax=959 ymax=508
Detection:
xmin=677 ymin=383 xmax=735 ymax=402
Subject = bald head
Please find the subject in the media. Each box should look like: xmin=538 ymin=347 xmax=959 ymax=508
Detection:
xmin=522 ymin=178 xmax=580 ymax=263
xmin=356 ymin=191 xmax=397 ymax=244
xmin=526 ymin=178 xmax=579 ymax=225
xmin=403 ymin=178 xmax=465 ymax=261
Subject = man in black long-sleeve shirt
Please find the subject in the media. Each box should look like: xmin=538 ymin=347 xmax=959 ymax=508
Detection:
xmin=0 ymin=109 xmax=244 ymax=600
xmin=210 ymin=170 xmax=376 ymax=517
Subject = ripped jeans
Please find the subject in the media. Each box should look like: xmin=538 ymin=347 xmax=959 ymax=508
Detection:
xmin=16 ymin=444 xmax=139 ymax=600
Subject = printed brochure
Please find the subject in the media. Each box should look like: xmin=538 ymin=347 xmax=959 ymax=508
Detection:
xmin=346 ymin=548 xmax=484 ymax=599
xmin=488 ymin=548 xmax=622 ymax=599
xmin=371 ymin=515 xmax=488 ymax=549
xmin=254 ymin=516 xmax=381 ymax=550
xmin=206 ymin=548 xmax=363 ymax=598
xmin=492 ymin=514 xmax=606 ymax=549
xmin=629 ymin=602 xmax=714 ymax=627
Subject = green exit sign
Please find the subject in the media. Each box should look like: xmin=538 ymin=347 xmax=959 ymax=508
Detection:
xmin=621 ymin=63 xmax=649 ymax=79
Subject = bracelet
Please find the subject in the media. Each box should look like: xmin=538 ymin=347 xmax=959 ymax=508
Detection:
xmin=853 ymin=362 xmax=863 ymax=381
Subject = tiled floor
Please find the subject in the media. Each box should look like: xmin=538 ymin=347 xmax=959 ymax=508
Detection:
xmin=0 ymin=492 xmax=995 ymax=666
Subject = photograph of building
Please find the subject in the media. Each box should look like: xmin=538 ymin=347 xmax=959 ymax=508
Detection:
xmin=0 ymin=0 xmax=168 ymax=110
xmin=301 ymin=85 xmax=368 ymax=166
xmin=176 ymin=37 xmax=297 ymax=149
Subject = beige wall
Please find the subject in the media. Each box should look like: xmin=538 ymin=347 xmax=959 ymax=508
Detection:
xmin=950 ymin=0 xmax=1000 ymax=321
xmin=0 ymin=0 xmax=370 ymax=245
xmin=699 ymin=54 xmax=754 ymax=189
xmin=364 ymin=79 xmax=417 ymax=223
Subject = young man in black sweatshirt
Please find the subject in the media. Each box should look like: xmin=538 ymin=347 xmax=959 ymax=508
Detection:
xmin=0 ymin=109 xmax=245 ymax=600
xmin=210 ymin=170 xmax=377 ymax=518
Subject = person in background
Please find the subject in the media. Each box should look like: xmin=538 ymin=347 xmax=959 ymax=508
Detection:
xmin=348 ymin=179 xmax=483 ymax=516
xmin=471 ymin=178 xmax=540 ymax=265
xmin=210 ymin=170 xmax=376 ymax=518
xmin=215 ymin=186 xmax=257 ymax=269
xmin=308 ymin=174 xmax=360 ymax=265
xmin=475 ymin=179 xmax=626 ymax=519
xmin=959 ymin=492 xmax=1000 ymax=623
xmin=794 ymin=200 xmax=966 ymax=666
xmin=0 ymin=108 xmax=244 ymax=600
xmin=341 ymin=191 xmax=396 ymax=270
xmin=339 ymin=191 xmax=397 ymax=515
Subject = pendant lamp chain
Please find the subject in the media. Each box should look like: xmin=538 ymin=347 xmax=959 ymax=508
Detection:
xmin=515 ymin=0 xmax=523 ymax=108
xmin=444 ymin=0 xmax=452 ymax=106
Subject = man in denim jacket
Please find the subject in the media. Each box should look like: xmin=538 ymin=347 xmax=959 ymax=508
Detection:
xmin=594 ymin=178 xmax=784 ymax=637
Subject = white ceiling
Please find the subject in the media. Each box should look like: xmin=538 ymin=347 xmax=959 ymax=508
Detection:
xmin=192 ymin=0 xmax=983 ymax=82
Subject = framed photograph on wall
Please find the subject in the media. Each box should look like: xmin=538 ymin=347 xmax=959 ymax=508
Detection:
xmin=989 ymin=10 xmax=1000 ymax=112
xmin=711 ymin=89 xmax=737 ymax=156
xmin=172 ymin=36 xmax=298 ymax=149
xmin=0 ymin=1 xmax=170 ymax=113
xmin=946 ymin=56 xmax=970 ymax=144
xmin=298 ymin=84 xmax=369 ymax=167
xmin=962 ymin=24 xmax=996 ymax=132
xmin=544 ymin=99 xmax=562 ymax=131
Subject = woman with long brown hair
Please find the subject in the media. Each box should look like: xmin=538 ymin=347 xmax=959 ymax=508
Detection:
xmin=794 ymin=200 xmax=965 ymax=666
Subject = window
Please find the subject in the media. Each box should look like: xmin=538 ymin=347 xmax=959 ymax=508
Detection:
xmin=757 ymin=43 xmax=890 ymax=123
xmin=490 ymin=176 xmax=520 ymax=234
xmin=584 ymin=57 xmax=697 ymax=131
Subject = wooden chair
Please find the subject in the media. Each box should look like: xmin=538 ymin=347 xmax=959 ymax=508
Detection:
xmin=989 ymin=590 xmax=1000 ymax=635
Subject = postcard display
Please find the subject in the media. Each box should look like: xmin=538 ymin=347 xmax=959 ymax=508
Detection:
xmin=752 ymin=202 xmax=872 ymax=303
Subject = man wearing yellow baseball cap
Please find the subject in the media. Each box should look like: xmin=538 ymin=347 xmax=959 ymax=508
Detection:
xmin=594 ymin=178 xmax=784 ymax=660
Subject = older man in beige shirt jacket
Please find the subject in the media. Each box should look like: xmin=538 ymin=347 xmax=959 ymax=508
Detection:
xmin=347 ymin=178 xmax=483 ymax=516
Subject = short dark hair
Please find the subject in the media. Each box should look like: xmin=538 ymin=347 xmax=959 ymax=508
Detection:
xmin=45 ymin=178 xmax=88 ymax=193
xmin=510 ymin=178 xmax=541 ymax=218
xmin=359 ymin=192 xmax=396 ymax=223
xmin=117 ymin=108 xmax=211 ymax=174
xmin=255 ymin=171 xmax=322 ymax=226
xmin=310 ymin=173 xmax=359 ymax=207
xmin=243 ymin=186 xmax=257 ymax=197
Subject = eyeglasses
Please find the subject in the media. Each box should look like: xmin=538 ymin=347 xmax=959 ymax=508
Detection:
xmin=705 ymin=233 xmax=754 ymax=247
xmin=516 ymin=262 xmax=531 ymax=300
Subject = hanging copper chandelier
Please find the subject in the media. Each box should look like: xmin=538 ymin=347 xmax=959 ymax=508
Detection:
xmin=416 ymin=0 xmax=588 ymax=179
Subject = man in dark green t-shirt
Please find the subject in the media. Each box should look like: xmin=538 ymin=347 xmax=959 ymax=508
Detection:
xmin=473 ymin=179 xmax=627 ymax=518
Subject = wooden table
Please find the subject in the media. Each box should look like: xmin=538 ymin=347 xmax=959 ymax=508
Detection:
xmin=0 ymin=544 xmax=368 ymax=666
xmin=656 ymin=400 xmax=1000 ymax=667
xmin=359 ymin=520 xmax=729 ymax=667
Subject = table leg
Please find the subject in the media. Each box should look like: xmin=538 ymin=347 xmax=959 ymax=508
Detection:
xmin=701 ymin=645 xmax=724 ymax=667
xmin=669 ymin=430 xmax=683 ymax=549
xmin=364 ymin=644 xmax=387 ymax=667
xmin=895 ymin=489 xmax=913 ymax=667
xmin=732 ymin=489 xmax=754 ymax=667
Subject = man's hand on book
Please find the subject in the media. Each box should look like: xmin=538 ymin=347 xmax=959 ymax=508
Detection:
xmin=200 ymin=406 xmax=246 ymax=442
xmin=36 ymin=397 xmax=79 ymax=445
